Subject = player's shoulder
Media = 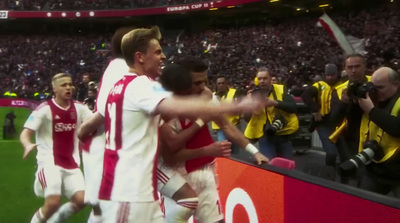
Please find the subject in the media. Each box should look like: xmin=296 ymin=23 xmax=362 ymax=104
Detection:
xmin=34 ymin=101 xmax=50 ymax=111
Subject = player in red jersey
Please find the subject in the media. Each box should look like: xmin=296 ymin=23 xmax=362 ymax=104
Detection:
xmin=20 ymin=73 xmax=93 ymax=223
xmin=158 ymin=61 xmax=269 ymax=223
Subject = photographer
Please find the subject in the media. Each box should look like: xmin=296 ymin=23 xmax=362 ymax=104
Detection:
xmin=330 ymin=54 xmax=371 ymax=184
xmin=301 ymin=64 xmax=340 ymax=168
xmin=356 ymin=67 xmax=400 ymax=197
xmin=244 ymin=68 xmax=299 ymax=159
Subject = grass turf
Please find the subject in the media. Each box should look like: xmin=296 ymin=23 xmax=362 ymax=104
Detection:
xmin=0 ymin=140 xmax=91 ymax=222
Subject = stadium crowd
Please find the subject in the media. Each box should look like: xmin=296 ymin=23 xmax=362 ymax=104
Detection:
xmin=0 ymin=3 xmax=399 ymax=100
xmin=1 ymin=0 xmax=207 ymax=10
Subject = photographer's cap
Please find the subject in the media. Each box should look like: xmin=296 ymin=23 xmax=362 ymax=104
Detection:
xmin=325 ymin=64 xmax=339 ymax=76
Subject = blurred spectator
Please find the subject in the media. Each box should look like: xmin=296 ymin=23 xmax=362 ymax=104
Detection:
xmin=76 ymin=73 xmax=90 ymax=102
xmin=83 ymin=88 xmax=97 ymax=112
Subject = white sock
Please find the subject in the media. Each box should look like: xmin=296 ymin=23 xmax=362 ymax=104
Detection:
xmin=165 ymin=197 xmax=198 ymax=223
xmin=47 ymin=202 xmax=77 ymax=223
xmin=30 ymin=208 xmax=45 ymax=223
xmin=87 ymin=210 xmax=102 ymax=223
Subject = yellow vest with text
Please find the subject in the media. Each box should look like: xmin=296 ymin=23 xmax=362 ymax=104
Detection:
xmin=329 ymin=76 xmax=372 ymax=141
xmin=244 ymin=84 xmax=299 ymax=139
xmin=313 ymin=81 xmax=336 ymax=116
xmin=359 ymin=97 xmax=400 ymax=163
xmin=212 ymin=88 xmax=240 ymax=129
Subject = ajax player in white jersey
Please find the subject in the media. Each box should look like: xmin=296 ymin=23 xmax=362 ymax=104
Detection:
xmin=78 ymin=26 xmax=265 ymax=223
xmin=20 ymin=73 xmax=93 ymax=223
xmin=80 ymin=27 xmax=132 ymax=223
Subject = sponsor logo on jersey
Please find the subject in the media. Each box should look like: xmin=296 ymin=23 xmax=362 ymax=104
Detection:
xmin=54 ymin=122 xmax=76 ymax=132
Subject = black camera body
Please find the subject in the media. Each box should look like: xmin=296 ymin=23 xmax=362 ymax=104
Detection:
xmin=347 ymin=82 xmax=375 ymax=99
xmin=265 ymin=114 xmax=288 ymax=136
xmin=339 ymin=140 xmax=384 ymax=173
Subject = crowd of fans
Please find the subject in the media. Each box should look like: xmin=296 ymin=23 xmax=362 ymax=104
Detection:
xmin=1 ymin=0 xmax=207 ymax=10
xmin=1 ymin=3 xmax=399 ymax=100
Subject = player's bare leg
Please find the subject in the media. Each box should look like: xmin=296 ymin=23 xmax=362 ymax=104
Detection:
xmin=165 ymin=183 xmax=199 ymax=223
xmin=30 ymin=195 xmax=61 ymax=223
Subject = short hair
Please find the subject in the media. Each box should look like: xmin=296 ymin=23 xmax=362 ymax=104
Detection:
xmin=216 ymin=75 xmax=228 ymax=83
xmin=174 ymin=57 xmax=208 ymax=73
xmin=388 ymin=68 xmax=400 ymax=83
xmin=344 ymin=53 xmax=366 ymax=67
xmin=52 ymin=73 xmax=71 ymax=87
xmin=112 ymin=27 xmax=134 ymax=58
xmin=159 ymin=64 xmax=192 ymax=92
xmin=257 ymin=67 xmax=271 ymax=76
xmin=121 ymin=26 xmax=162 ymax=67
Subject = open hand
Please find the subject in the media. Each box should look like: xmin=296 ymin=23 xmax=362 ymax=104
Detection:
xmin=23 ymin=143 xmax=38 ymax=160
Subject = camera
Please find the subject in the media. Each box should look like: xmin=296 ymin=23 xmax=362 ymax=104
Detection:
xmin=347 ymin=82 xmax=375 ymax=99
xmin=339 ymin=140 xmax=384 ymax=173
xmin=265 ymin=114 xmax=287 ymax=136
xmin=252 ymin=86 xmax=269 ymax=98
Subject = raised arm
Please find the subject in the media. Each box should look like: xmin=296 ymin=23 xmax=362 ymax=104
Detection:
xmin=213 ymin=116 xmax=270 ymax=165
xmin=77 ymin=112 xmax=104 ymax=141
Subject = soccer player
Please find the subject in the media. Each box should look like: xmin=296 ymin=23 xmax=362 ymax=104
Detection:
xmin=78 ymin=26 xmax=263 ymax=223
xmin=159 ymin=60 xmax=269 ymax=223
xmin=80 ymin=27 xmax=133 ymax=223
xmin=157 ymin=64 xmax=233 ymax=223
xmin=20 ymin=73 xmax=93 ymax=223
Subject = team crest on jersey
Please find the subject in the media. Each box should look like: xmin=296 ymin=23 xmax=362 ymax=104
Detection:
xmin=185 ymin=119 xmax=191 ymax=126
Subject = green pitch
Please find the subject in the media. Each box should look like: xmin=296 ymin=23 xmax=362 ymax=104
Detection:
xmin=0 ymin=140 xmax=91 ymax=222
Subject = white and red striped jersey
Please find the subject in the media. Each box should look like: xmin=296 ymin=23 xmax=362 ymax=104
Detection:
xmin=98 ymin=73 xmax=171 ymax=202
xmin=82 ymin=58 xmax=128 ymax=153
xmin=24 ymin=99 xmax=93 ymax=168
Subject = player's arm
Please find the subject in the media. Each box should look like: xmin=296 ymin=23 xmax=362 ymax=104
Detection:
xmin=155 ymin=95 xmax=263 ymax=121
xmin=78 ymin=112 xmax=104 ymax=141
xmin=163 ymin=141 xmax=232 ymax=165
xmin=20 ymin=128 xmax=37 ymax=160
xmin=213 ymin=116 xmax=270 ymax=165
xmin=159 ymin=119 xmax=203 ymax=152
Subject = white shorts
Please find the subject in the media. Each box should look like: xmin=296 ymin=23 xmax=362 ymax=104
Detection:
xmin=164 ymin=162 xmax=223 ymax=223
xmin=34 ymin=165 xmax=85 ymax=199
xmin=100 ymin=200 xmax=164 ymax=223
xmin=82 ymin=146 xmax=104 ymax=205
xmin=157 ymin=164 xmax=187 ymax=198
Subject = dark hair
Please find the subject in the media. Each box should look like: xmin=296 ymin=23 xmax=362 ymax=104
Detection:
xmin=344 ymin=53 xmax=366 ymax=67
xmin=112 ymin=27 xmax=135 ymax=58
xmin=160 ymin=64 xmax=192 ymax=93
xmin=175 ymin=57 xmax=208 ymax=73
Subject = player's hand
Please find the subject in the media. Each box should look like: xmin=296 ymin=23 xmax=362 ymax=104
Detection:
xmin=23 ymin=143 xmax=38 ymax=160
xmin=253 ymin=152 xmax=269 ymax=165
xmin=237 ymin=97 xmax=265 ymax=114
xmin=264 ymin=98 xmax=278 ymax=108
xmin=207 ymin=141 xmax=232 ymax=158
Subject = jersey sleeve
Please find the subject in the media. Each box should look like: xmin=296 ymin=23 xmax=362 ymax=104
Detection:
xmin=126 ymin=77 xmax=172 ymax=114
xmin=76 ymin=103 xmax=94 ymax=122
xmin=23 ymin=105 xmax=48 ymax=131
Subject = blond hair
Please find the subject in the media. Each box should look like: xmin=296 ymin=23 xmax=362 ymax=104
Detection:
xmin=52 ymin=73 xmax=71 ymax=88
xmin=121 ymin=26 xmax=162 ymax=67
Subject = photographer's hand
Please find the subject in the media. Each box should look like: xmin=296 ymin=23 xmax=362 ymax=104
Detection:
xmin=313 ymin=111 xmax=322 ymax=122
xmin=341 ymin=89 xmax=350 ymax=104
xmin=358 ymin=92 xmax=374 ymax=113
